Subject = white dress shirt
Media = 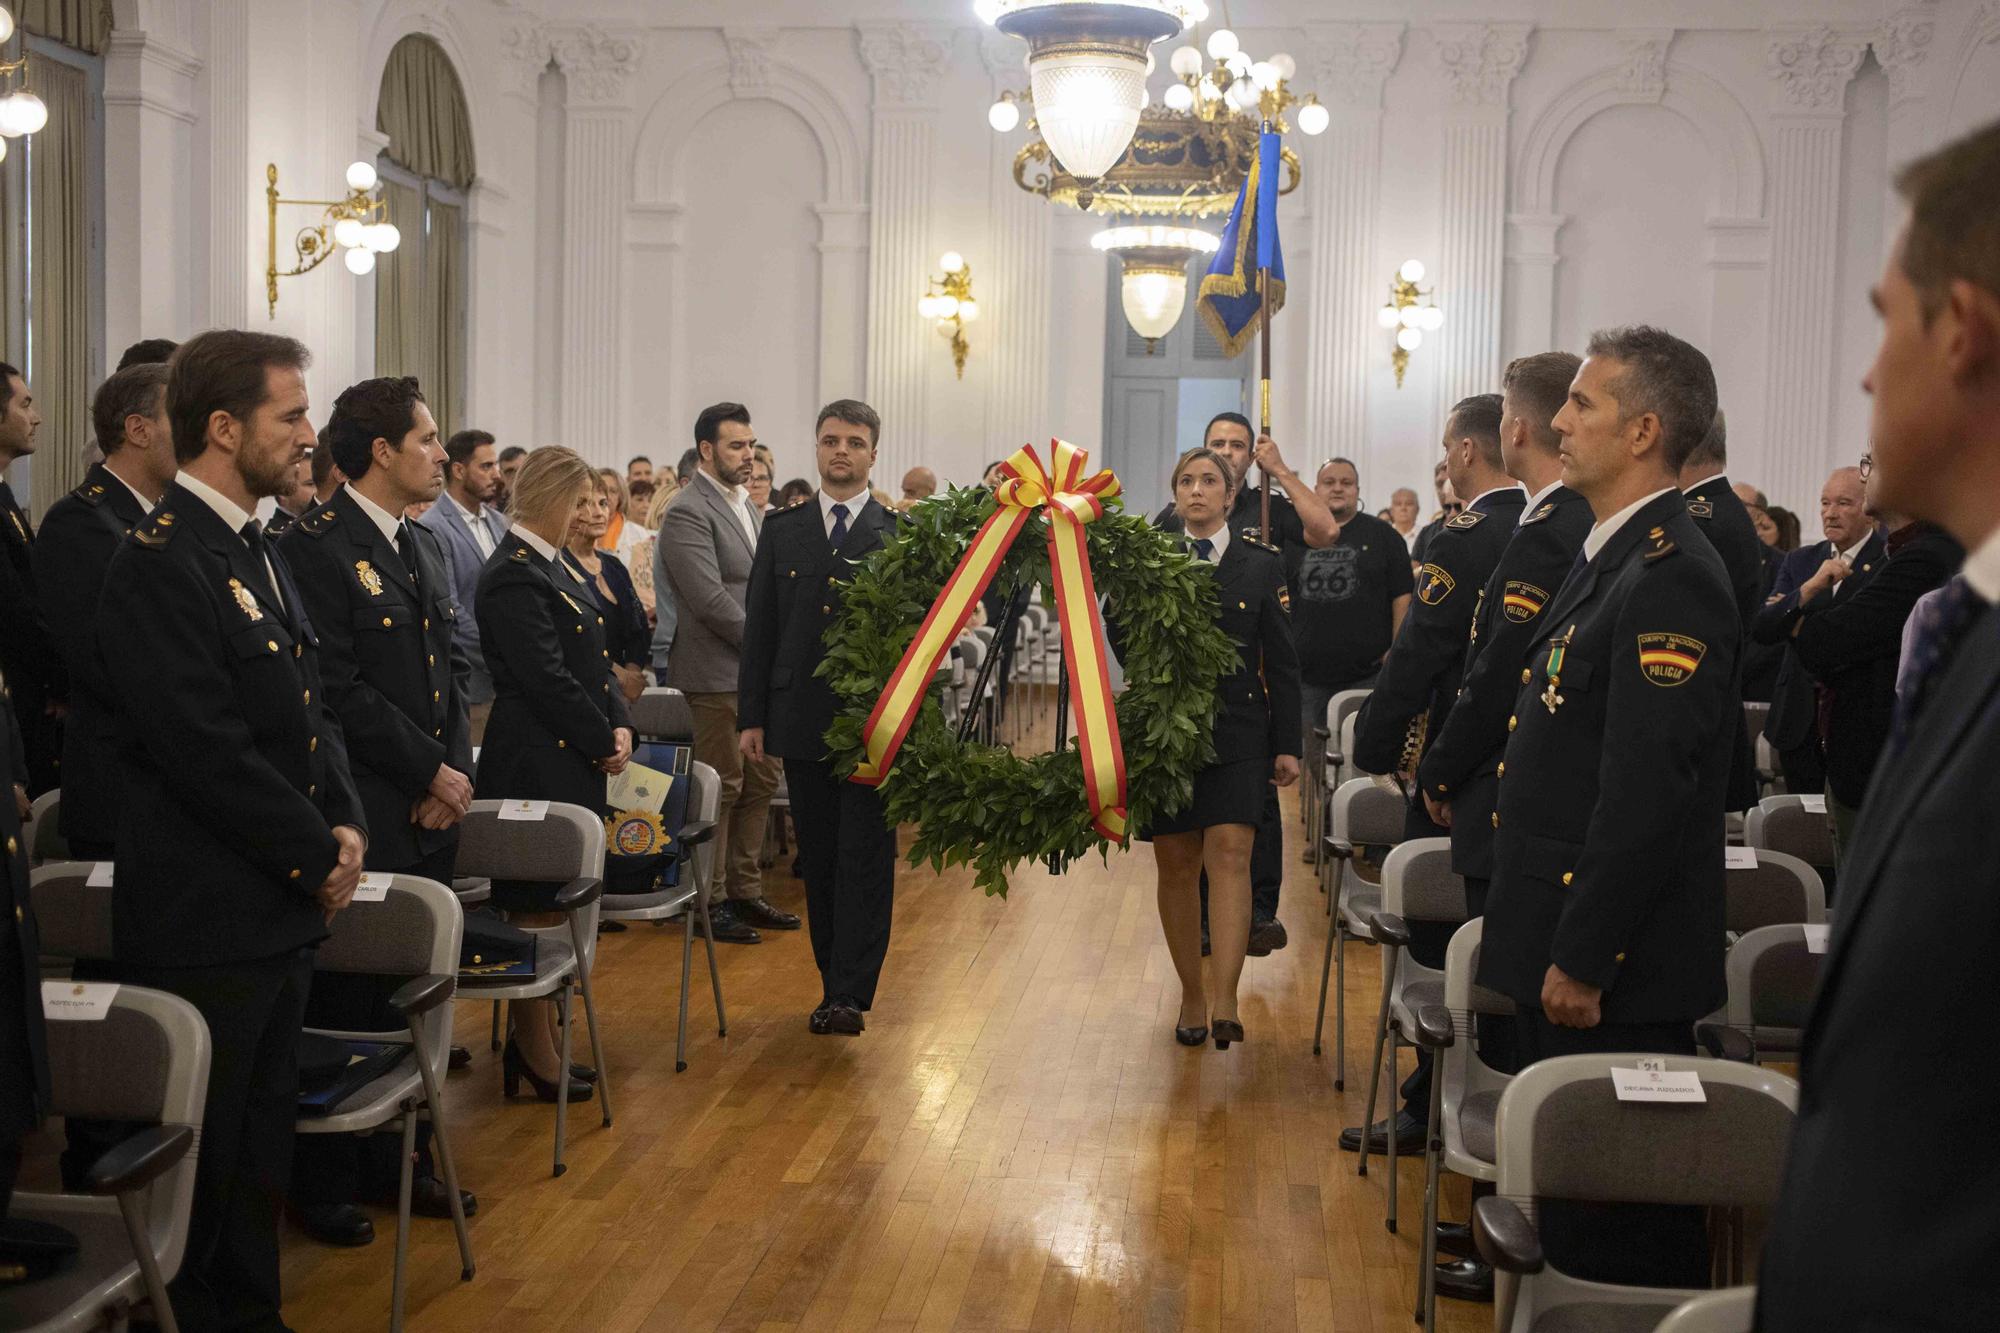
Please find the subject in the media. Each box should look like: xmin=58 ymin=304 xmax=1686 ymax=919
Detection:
xmin=698 ymin=466 xmax=758 ymax=548
xmin=1461 ymin=484 xmax=1522 ymax=514
xmin=177 ymin=469 xmax=284 ymax=611
xmin=106 ymin=466 xmax=154 ymax=514
xmin=512 ymin=522 xmax=561 ymax=565
xmin=345 ymin=483 xmax=407 ymax=548
xmin=1581 ymin=486 xmax=1678 ymax=562
xmin=1519 ymin=477 xmax=1564 ymax=526
xmin=817 ymin=488 xmax=869 ymax=541
xmin=440 ymin=488 xmax=497 ymax=560
xmin=1185 ymin=522 xmax=1231 ymax=564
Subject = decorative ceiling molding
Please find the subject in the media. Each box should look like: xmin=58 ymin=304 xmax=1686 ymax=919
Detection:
xmin=1614 ymin=30 xmax=1674 ymax=102
xmin=1297 ymin=21 xmax=1404 ymax=111
xmin=723 ymin=27 xmax=780 ymax=98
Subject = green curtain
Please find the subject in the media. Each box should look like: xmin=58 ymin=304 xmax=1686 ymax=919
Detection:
xmin=422 ymin=197 xmax=461 ymax=436
xmin=372 ymin=179 xmax=423 ymax=394
xmin=376 ymin=35 xmax=476 ymax=189
xmin=25 ymin=56 xmax=89 ymax=514
xmin=19 ymin=0 xmax=110 ymax=54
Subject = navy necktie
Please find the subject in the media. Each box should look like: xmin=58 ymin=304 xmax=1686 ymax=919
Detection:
xmin=1193 ymin=537 xmax=1215 ymax=563
xmin=1889 ymin=574 xmax=1985 ymax=758
xmin=828 ymin=502 xmax=850 ymax=550
xmin=394 ymin=521 xmax=419 ymax=580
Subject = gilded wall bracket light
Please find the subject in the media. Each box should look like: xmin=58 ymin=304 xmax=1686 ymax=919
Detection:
xmin=917 ymin=252 xmax=980 ymax=379
xmin=265 ymin=160 xmax=402 ymax=318
xmin=1376 ymin=259 xmax=1444 ymax=388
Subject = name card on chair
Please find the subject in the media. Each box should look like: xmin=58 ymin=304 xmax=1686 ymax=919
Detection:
xmin=42 ymin=980 xmax=119 ymax=1021
xmin=1802 ymin=924 xmax=1829 ymax=954
xmin=1724 ymin=846 xmax=1758 ymax=870
xmin=86 ymin=862 xmax=114 ymax=887
xmin=352 ymin=872 xmax=391 ymax=902
xmin=1612 ymin=1065 xmax=1706 ymax=1103
xmin=1798 ymin=794 xmax=1827 ymax=814
xmin=498 ymin=800 xmax=550 ymax=822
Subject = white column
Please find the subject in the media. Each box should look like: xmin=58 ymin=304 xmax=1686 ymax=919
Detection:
xmin=551 ymin=26 xmax=640 ymax=465
xmin=1297 ymin=22 xmax=1402 ymax=473
xmin=1502 ymin=213 xmax=1565 ymax=358
xmin=205 ymin=0 xmax=251 ymax=326
xmin=815 ymin=204 xmax=870 ymax=404
xmin=857 ymin=22 xmax=952 ymax=485
xmin=1428 ymin=23 xmax=1529 ymax=414
xmin=102 ymin=27 xmax=201 ymax=356
xmin=1762 ymin=25 xmax=1866 ymax=510
xmin=978 ymin=31 xmax=1051 ymax=466
xmin=1872 ymin=7 xmax=1936 ymax=254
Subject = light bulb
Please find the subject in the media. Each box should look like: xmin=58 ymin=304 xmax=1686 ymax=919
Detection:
xmin=344 ymin=247 xmax=377 ymax=276
xmin=918 ymin=294 xmax=941 ymax=319
xmin=1376 ymin=305 xmax=1401 ymax=329
xmin=1398 ymin=305 xmax=1421 ymax=329
xmin=1163 ymin=82 xmax=1195 ymax=111
xmin=1396 ymin=327 xmax=1422 ymax=352
xmin=1250 ymin=61 xmax=1279 ymax=92
xmin=1297 ymin=100 xmax=1330 ymax=135
xmin=1183 ymin=0 xmax=1208 ymax=20
xmin=988 ymin=98 xmax=1020 ymax=132
xmin=934 ymin=294 xmax=960 ymax=319
xmin=345 ymin=160 xmax=378 ymax=192
xmin=1224 ymin=51 xmax=1252 ymax=80
xmin=366 ymin=222 xmax=401 ymax=253
xmin=1228 ymin=81 xmax=1257 ymax=111
xmin=1027 ymin=47 xmax=1150 ymax=180
xmin=1120 ymin=268 xmax=1189 ymax=342
xmin=973 ymin=0 xmax=1003 ymax=23
xmin=1269 ymin=52 xmax=1297 ymax=82
xmin=0 ymin=90 xmax=46 ymax=137
xmin=332 ymin=217 xmax=365 ymax=249
xmin=958 ymin=298 xmax=980 ymax=323
xmin=939 ymin=251 xmax=965 ymax=274
xmin=1399 ymin=258 xmax=1426 ymax=283
xmin=0 ymin=10 xmax=14 ymax=43
xmin=1420 ymin=306 xmax=1445 ymax=331
xmin=1169 ymin=44 xmax=1203 ymax=78
xmin=1206 ymin=28 xmax=1238 ymax=61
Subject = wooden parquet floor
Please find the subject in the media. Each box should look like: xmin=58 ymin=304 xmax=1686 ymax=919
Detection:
xmin=281 ymin=770 xmax=1483 ymax=1331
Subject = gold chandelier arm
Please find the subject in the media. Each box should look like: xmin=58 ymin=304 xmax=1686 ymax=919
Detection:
xmin=1280 ymin=146 xmax=1302 ymax=197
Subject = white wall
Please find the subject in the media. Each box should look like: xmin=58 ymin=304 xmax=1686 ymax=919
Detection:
xmin=92 ymin=0 xmax=2000 ymax=521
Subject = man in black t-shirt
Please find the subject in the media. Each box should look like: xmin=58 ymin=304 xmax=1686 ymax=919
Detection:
xmin=1294 ymin=457 xmax=1414 ymax=740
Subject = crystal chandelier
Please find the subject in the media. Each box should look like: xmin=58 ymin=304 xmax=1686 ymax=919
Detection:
xmin=1091 ymin=225 xmax=1220 ymax=350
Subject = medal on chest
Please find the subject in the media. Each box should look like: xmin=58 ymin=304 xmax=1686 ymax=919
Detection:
xmin=1541 ymin=624 xmax=1576 ymax=715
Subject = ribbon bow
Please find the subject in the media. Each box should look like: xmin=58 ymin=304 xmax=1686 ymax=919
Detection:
xmin=853 ymin=440 xmax=1129 ymax=841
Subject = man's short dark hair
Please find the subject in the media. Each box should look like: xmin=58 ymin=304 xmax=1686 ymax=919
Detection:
xmin=1502 ymin=351 xmax=1582 ymax=453
xmin=0 ymin=362 xmax=21 ymax=418
xmin=676 ymin=447 xmax=699 ymax=483
xmin=325 ymin=376 xmax=427 ymax=479
xmin=497 ymin=445 xmax=527 ymax=465
xmin=446 ymin=428 xmax=496 ymax=470
xmin=815 ymin=398 xmax=881 ymax=447
xmin=694 ymin=402 xmax=751 ymax=457
xmin=1204 ymin=411 xmax=1253 ymax=443
xmin=1318 ymin=456 xmax=1359 ymax=482
xmin=627 ymin=454 xmax=651 ymax=469
xmin=165 ymin=329 xmax=312 ymax=465
xmin=1894 ymin=118 xmax=2000 ymax=318
xmin=116 ymin=338 xmax=180 ymax=371
xmin=1584 ymin=325 xmax=1719 ymax=473
xmin=1687 ymin=408 xmax=1727 ymax=470
xmin=311 ymin=426 xmax=338 ymax=489
xmin=1446 ymin=393 xmax=1505 ymax=471
xmin=91 ymin=362 xmax=170 ymax=453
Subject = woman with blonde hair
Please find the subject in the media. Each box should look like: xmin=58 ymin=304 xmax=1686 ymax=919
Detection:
xmin=476 ymin=446 xmax=634 ymax=1101
xmin=562 ymin=470 xmax=651 ymax=701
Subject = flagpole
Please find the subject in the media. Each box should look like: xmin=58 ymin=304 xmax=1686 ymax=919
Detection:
xmin=1257 ymin=120 xmax=1273 ymax=545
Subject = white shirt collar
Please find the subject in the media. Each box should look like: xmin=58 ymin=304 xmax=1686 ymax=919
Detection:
xmin=440 ymin=487 xmax=486 ymax=524
xmin=512 ymin=523 xmax=560 ymax=564
xmin=343 ymin=483 xmax=405 ymax=547
xmin=104 ymin=464 xmax=154 ymax=514
xmin=175 ymin=470 xmax=255 ymax=536
xmin=1682 ymin=471 xmax=1727 ymax=495
xmin=819 ymin=488 xmax=866 ymax=530
xmin=1186 ymin=523 xmax=1230 ymax=563
xmin=1519 ymin=477 xmax=1564 ymax=524
xmin=1582 ymin=487 xmax=1677 ymax=562
xmin=697 ymin=466 xmax=746 ymax=506
xmin=1837 ymin=533 xmax=1872 ymax=564
xmin=1960 ymin=525 xmax=2000 ymax=603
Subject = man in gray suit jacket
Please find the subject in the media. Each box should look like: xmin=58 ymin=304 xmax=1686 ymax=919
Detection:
xmin=416 ymin=429 xmax=509 ymax=741
xmin=658 ymin=403 xmax=797 ymax=942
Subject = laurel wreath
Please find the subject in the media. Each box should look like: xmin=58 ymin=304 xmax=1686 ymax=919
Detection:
xmin=820 ymin=484 xmax=1239 ymax=896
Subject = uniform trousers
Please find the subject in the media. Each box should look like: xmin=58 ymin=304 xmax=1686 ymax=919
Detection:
xmin=688 ymin=692 xmax=778 ymax=903
xmin=121 ymin=947 xmax=315 ymax=1332
xmin=784 ymin=757 xmax=897 ymax=1009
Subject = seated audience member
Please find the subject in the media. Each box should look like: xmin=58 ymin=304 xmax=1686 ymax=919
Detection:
xmin=563 ymin=470 xmax=650 ymax=703
xmin=626 ymin=478 xmax=655 ymax=524
xmin=748 ymin=456 xmax=776 ymax=514
xmin=778 ymin=477 xmax=814 ymax=508
xmin=626 ymin=454 xmax=653 ymax=490
xmin=900 ymin=466 xmax=938 ymax=506
xmin=1769 ymin=505 xmax=1803 ymax=551
xmin=675 ymin=447 xmax=700 ymax=487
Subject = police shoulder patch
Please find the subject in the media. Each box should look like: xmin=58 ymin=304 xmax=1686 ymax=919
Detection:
xmin=1445 ymin=509 xmax=1487 ymax=530
xmin=1276 ymin=583 xmax=1291 ymax=613
xmin=131 ymin=511 xmax=178 ymax=548
xmin=72 ymin=480 xmax=108 ymax=507
xmin=1501 ymin=580 xmax=1549 ymax=623
xmin=297 ymin=506 xmax=338 ymax=537
xmin=509 ymin=544 xmax=530 ymax=561
xmin=1416 ymin=562 xmax=1456 ymax=605
xmin=1643 ymin=526 xmax=1679 ymax=562
xmin=1686 ymin=501 xmax=1713 ymax=519
xmin=1520 ymin=502 xmax=1556 ymax=525
xmin=1637 ymin=632 xmax=1706 ymax=686
xmin=1237 ymin=530 xmax=1281 ymax=552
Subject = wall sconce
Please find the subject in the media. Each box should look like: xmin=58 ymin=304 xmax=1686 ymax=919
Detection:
xmin=1376 ymin=258 xmax=1444 ymax=388
xmin=0 ymin=6 xmax=51 ymax=163
xmin=917 ymin=251 xmax=979 ymax=379
xmin=265 ymin=160 xmax=402 ymax=318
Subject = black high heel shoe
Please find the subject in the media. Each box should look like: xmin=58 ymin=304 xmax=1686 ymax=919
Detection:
xmin=1211 ymin=1019 xmax=1245 ymax=1050
xmin=502 ymin=1041 xmax=595 ymax=1103
xmin=1175 ymin=1021 xmax=1209 ymax=1047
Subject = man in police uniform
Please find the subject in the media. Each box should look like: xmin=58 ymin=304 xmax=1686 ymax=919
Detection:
xmin=1678 ymin=409 xmax=1764 ymax=811
xmin=278 ymin=375 xmax=474 ymax=1245
xmin=1343 ymin=393 xmax=1523 ymax=1157
xmin=0 ymin=363 xmax=65 ymax=795
xmin=1479 ymin=325 xmax=1736 ymax=1288
xmin=0 ymin=706 xmax=47 ymax=1281
xmin=739 ymin=400 xmax=899 ymax=1036
xmin=1155 ymin=412 xmax=1339 ymax=953
xmin=96 ymin=329 xmax=367 ymax=1329
xmin=36 ymin=363 xmax=179 ymax=858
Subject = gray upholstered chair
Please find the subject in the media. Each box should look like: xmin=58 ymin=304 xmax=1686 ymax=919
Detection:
xmin=23 ymin=788 xmax=65 ymax=867
xmin=1716 ymin=923 xmax=1823 ymax=1065
xmin=1743 ymin=796 xmax=1836 ymax=888
xmin=1312 ymin=777 xmax=1408 ymax=1089
xmin=1307 ymin=686 xmax=1372 ymax=869
xmin=1655 ymin=1285 xmax=1757 ymax=1333
xmin=1725 ymin=849 xmax=1825 ymax=936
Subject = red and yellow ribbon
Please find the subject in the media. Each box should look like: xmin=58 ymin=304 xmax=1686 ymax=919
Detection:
xmin=852 ymin=440 xmax=1130 ymax=841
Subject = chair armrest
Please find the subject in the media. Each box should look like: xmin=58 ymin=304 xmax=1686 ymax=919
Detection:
xmin=389 ymin=972 xmax=456 ymax=1018
xmin=1473 ymin=1195 xmax=1544 ymax=1275
xmin=1369 ymin=911 xmax=1411 ymax=948
xmin=677 ymin=819 xmax=716 ymax=848
xmin=1322 ymin=836 xmax=1353 ymax=862
xmin=84 ymin=1123 xmax=193 ymax=1197
xmin=1695 ymin=1021 xmax=1757 ymax=1064
xmin=1312 ymin=726 xmax=1330 ymax=741
xmin=1414 ymin=1003 xmax=1455 ymax=1050
xmin=553 ymin=877 xmax=603 ymax=912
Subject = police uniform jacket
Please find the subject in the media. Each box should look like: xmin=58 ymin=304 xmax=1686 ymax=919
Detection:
xmin=1192 ymin=535 xmax=1301 ymax=766
xmin=0 ymin=704 xmax=46 ymax=1143
xmin=473 ymin=530 xmax=632 ymax=813
xmin=1752 ymin=532 xmax=1884 ymax=755
xmin=1155 ymin=484 xmax=1310 ymax=581
xmin=1353 ymin=487 xmax=1526 ymax=780
xmin=278 ymin=487 xmax=473 ymax=871
xmin=0 ymin=478 xmax=65 ymax=792
xmin=1684 ymin=475 xmax=1765 ymax=810
xmin=1416 ymin=485 xmax=1593 ymax=879
xmin=739 ymin=494 xmax=897 ymax=762
xmin=1476 ymin=489 xmax=1738 ymax=1023
xmin=95 ymin=481 xmax=366 ymax=968
xmin=34 ymin=463 xmax=151 ymax=847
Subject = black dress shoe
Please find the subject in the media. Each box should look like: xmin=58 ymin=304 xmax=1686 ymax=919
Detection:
xmin=597 ymin=919 xmax=628 ymax=933
xmin=1337 ymin=1109 xmax=1427 ymax=1155
xmin=824 ymin=1000 xmax=865 ymax=1034
xmin=297 ymin=1202 xmax=374 ymax=1247
xmin=809 ymin=1003 xmax=833 ymax=1035
xmin=448 ymin=1045 xmax=472 ymax=1071
xmin=1174 ymin=1022 xmax=1208 ymax=1046
xmin=1434 ymin=1220 xmax=1476 ymax=1260
xmin=733 ymin=897 xmax=801 ymax=930
xmin=1247 ymin=917 xmax=1288 ymax=956
xmin=706 ymin=902 xmax=762 ymax=944
xmin=1432 ymin=1258 xmax=1494 ymax=1303
xmin=378 ymin=1175 xmax=477 ymax=1219
xmin=1211 ymin=1018 xmax=1245 ymax=1050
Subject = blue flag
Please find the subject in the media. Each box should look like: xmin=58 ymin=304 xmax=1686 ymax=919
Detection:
xmin=1196 ymin=127 xmax=1286 ymax=359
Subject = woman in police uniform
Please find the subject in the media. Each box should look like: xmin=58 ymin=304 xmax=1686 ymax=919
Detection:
xmin=1141 ymin=447 xmax=1301 ymax=1049
xmin=475 ymin=446 xmax=634 ymax=1101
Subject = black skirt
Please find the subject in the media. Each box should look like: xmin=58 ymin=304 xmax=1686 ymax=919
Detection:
xmin=1140 ymin=756 xmax=1267 ymax=839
